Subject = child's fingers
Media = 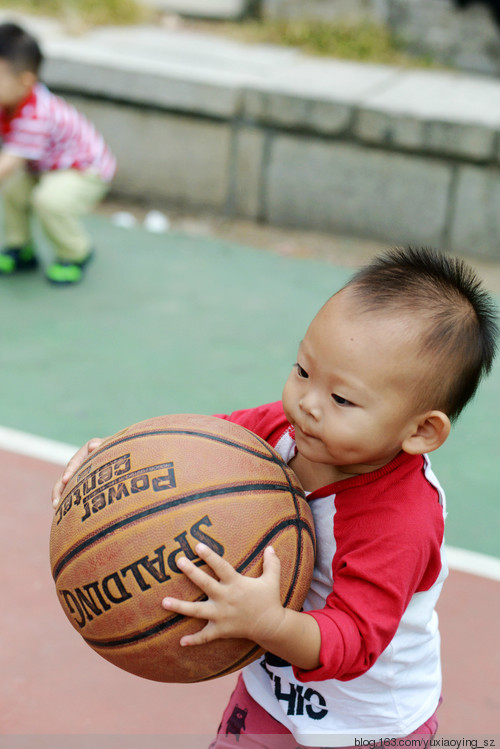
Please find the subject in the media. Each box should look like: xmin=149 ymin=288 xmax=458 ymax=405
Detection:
xmin=87 ymin=437 xmax=105 ymax=453
xmin=63 ymin=438 xmax=103 ymax=479
xmin=262 ymin=545 xmax=281 ymax=579
xmin=51 ymin=476 xmax=65 ymax=507
xmin=51 ymin=437 xmax=105 ymax=508
xmin=162 ymin=598 xmax=220 ymax=648
xmin=161 ymin=595 xmax=211 ymax=621
xmin=179 ymin=626 xmax=214 ymax=648
xmin=193 ymin=542 xmax=237 ymax=582
xmin=175 ymin=553 xmax=223 ymax=597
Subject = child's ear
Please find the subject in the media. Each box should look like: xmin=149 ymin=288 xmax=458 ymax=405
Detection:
xmin=402 ymin=411 xmax=451 ymax=455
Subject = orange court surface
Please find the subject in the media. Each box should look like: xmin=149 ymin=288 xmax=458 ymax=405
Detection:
xmin=1 ymin=448 xmax=499 ymax=745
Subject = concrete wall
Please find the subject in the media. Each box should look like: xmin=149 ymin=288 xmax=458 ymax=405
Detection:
xmin=64 ymin=92 xmax=500 ymax=260
xmin=38 ymin=23 xmax=500 ymax=260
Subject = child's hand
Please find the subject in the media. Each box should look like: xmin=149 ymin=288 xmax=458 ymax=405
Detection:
xmin=162 ymin=544 xmax=286 ymax=648
xmin=51 ymin=437 xmax=105 ymax=508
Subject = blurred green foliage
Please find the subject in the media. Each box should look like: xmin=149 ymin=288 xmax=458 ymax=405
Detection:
xmin=227 ymin=18 xmax=437 ymax=66
xmin=0 ymin=0 xmax=148 ymax=26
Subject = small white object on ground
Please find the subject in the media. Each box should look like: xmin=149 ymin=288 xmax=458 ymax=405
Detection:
xmin=111 ymin=211 xmax=137 ymax=229
xmin=144 ymin=210 xmax=171 ymax=233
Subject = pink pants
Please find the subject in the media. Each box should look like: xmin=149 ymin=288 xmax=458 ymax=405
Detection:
xmin=209 ymin=674 xmax=440 ymax=749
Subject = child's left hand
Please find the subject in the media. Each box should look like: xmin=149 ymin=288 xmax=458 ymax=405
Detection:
xmin=162 ymin=543 xmax=286 ymax=648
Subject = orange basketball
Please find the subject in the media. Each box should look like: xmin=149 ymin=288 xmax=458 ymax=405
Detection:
xmin=50 ymin=414 xmax=316 ymax=683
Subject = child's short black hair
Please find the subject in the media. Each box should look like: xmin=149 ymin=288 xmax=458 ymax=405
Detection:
xmin=0 ymin=22 xmax=42 ymax=75
xmin=343 ymin=246 xmax=499 ymax=421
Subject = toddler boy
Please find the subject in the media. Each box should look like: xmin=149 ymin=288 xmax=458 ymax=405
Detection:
xmin=0 ymin=22 xmax=116 ymax=285
xmin=52 ymin=247 xmax=498 ymax=745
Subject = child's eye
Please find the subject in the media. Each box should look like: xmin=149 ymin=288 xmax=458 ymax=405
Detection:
xmin=332 ymin=393 xmax=353 ymax=406
xmin=295 ymin=363 xmax=308 ymax=378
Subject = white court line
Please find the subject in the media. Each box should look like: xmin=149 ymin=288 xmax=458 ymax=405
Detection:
xmin=0 ymin=424 xmax=499 ymax=582
xmin=445 ymin=546 xmax=500 ymax=582
xmin=0 ymin=425 xmax=78 ymax=467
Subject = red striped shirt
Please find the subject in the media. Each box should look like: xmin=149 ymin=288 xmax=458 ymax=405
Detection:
xmin=0 ymin=82 xmax=116 ymax=181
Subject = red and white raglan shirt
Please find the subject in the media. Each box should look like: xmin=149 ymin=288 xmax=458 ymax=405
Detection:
xmin=218 ymin=402 xmax=448 ymax=747
xmin=0 ymin=82 xmax=116 ymax=181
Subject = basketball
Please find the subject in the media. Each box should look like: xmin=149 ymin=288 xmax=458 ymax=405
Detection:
xmin=50 ymin=413 xmax=316 ymax=683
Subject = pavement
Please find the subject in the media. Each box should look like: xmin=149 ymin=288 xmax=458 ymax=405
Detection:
xmin=0 ymin=204 xmax=498 ymax=559
xmin=0 ymin=0 xmax=498 ymax=567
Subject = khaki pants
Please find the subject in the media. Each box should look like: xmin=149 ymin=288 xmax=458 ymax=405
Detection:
xmin=2 ymin=168 xmax=110 ymax=262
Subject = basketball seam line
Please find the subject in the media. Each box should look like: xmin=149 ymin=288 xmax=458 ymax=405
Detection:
xmin=52 ymin=482 xmax=305 ymax=581
xmin=235 ymin=425 xmax=313 ymax=606
xmin=87 ymin=428 xmax=286 ymax=466
xmin=80 ymin=518 xmax=315 ymax=649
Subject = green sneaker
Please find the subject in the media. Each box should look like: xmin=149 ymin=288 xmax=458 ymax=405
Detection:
xmin=0 ymin=244 xmax=39 ymax=275
xmin=45 ymin=251 xmax=94 ymax=286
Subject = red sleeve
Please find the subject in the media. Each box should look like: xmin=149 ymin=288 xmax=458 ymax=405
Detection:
xmin=215 ymin=401 xmax=291 ymax=447
xmin=293 ymin=455 xmax=445 ymax=683
xmin=1 ymin=89 xmax=45 ymax=161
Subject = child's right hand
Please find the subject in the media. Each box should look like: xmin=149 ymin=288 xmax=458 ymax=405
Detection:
xmin=51 ymin=437 xmax=105 ymax=508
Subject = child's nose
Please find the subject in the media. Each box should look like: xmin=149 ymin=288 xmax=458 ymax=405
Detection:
xmin=299 ymin=393 xmax=321 ymax=421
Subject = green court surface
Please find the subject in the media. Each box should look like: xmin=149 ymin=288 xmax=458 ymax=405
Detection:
xmin=0 ymin=213 xmax=498 ymax=558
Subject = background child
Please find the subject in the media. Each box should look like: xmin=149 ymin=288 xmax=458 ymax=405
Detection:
xmin=0 ymin=22 xmax=116 ymax=285
xmin=52 ymin=247 xmax=498 ymax=746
